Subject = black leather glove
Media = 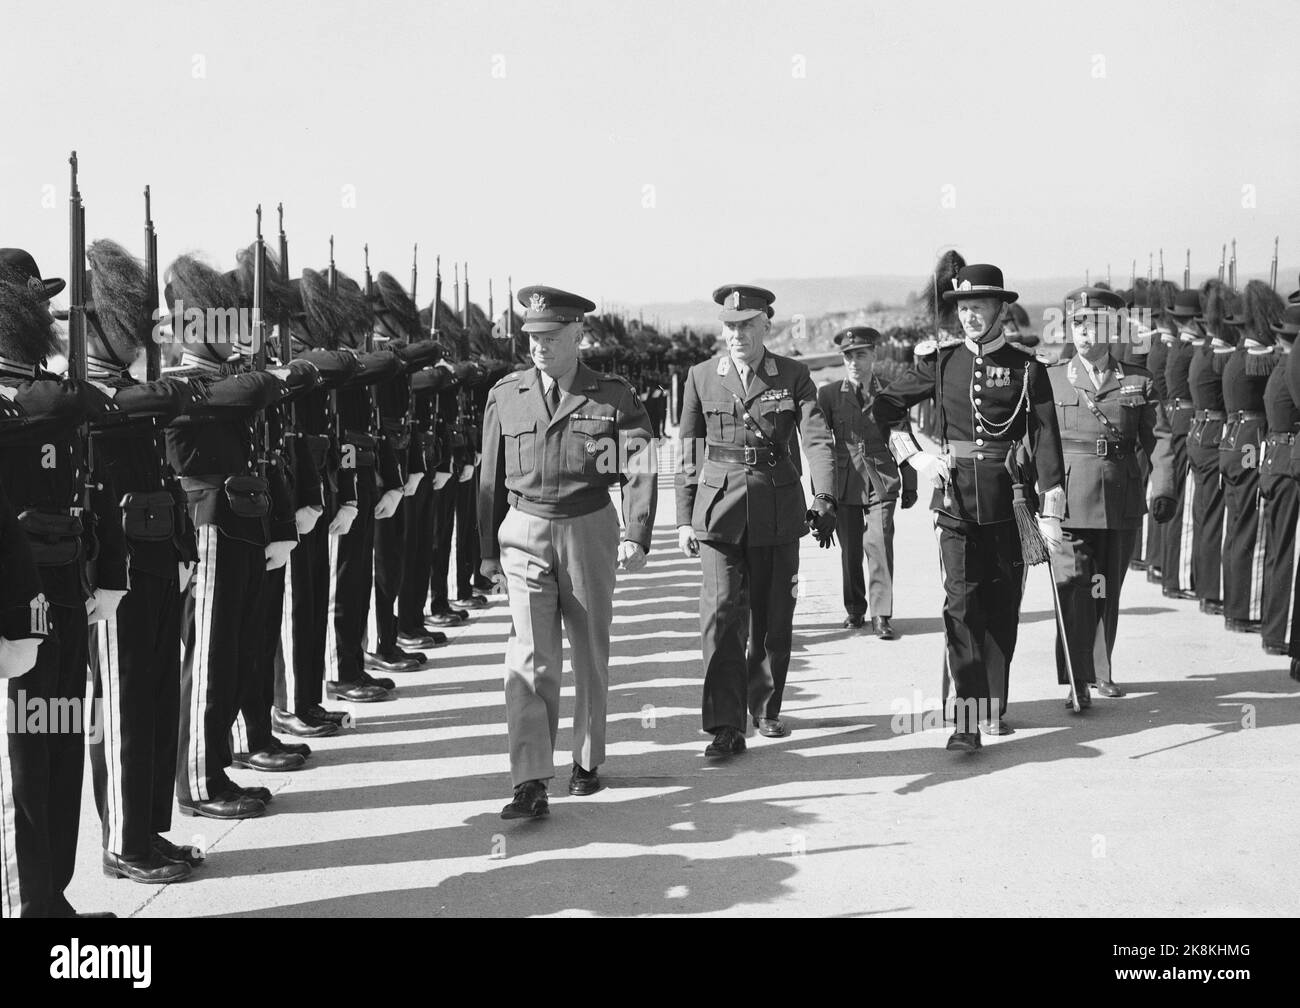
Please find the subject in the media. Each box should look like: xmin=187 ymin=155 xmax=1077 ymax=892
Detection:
xmin=807 ymin=497 xmax=837 ymax=548
xmin=1150 ymin=495 xmax=1177 ymax=524
xmin=901 ymin=490 xmax=918 ymax=510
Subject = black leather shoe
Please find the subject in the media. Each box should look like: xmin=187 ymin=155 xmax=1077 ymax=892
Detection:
xmin=359 ymin=670 xmax=395 ymax=691
xmin=103 ymin=850 xmax=191 ymax=884
xmin=454 ymin=594 xmax=489 ymax=609
xmin=426 ymin=607 xmax=469 ymax=627
xmin=232 ymin=747 xmax=307 ymax=772
xmin=568 ymin=763 xmax=601 ymax=796
xmin=1163 ymin=588 xmax=1198 ymax=600
xmin=753 ymin=717 xmax=789 ymax=738
xmin=1225 ymin=618 xmax=1261 ymax=634
xmin=305 ymin=703 xmax=349 ymax=725
xmin=946 ymin=731 xmax=982 ymax=752
xmin=1066 ymin=685 xmax=1092 ymax=710
xmin=327 ymin=679 xmax=391 ymax=702
xmin=1263 ymin=641 xmax=1290 ymax=656
xmin=704 ymin=726 xmax=747 ymax=759
xmin=1200 ymin=599 xmax=1224 ymax=615
xmin=1095 ymin=680 xmax=1126 ymax=698
xmin=873 ymin=616 xmax=897 ymax=640
xmin=842 ymin=614 xmax=865 ymax=629
xmin=273 ymin=707 xmax=338 ymax=738
xmin=364 ymin=650 xmax=421 ymax=673
xmin=1146 ymin=567 xmax=1163 ymax=583
xmin=979 ymin=718 xmax=1013 ymax=736
xmin=270 ymin=737 xmax=310 ymax=758
xmin=1128 ymin=559 xmax=1147 ymax=572
xmin=397 ymin=631 xmax=444 ymax=650
xmin=152 ymin=834 xmax=204 ymax=868
xmin=501 ymin=780 xmax=549 ymax=820
xmin=178 ymin=790 xmax=266 ymax=820
xmin=232 ymin=783 xmax=273 ymax=804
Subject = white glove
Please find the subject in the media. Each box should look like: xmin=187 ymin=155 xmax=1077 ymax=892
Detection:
xmin=433 ymin=471 xmax=452 ymax=490
xmin=677 ymin=524 xmax=700 ymax=558
xmin=403 ymin=472 xmax=424 ymax=497
xmin=178 ymin=561 xmax=195 ymax=592
xmin=617 ymin=541 xmax=647 ymax=572
xmin=295 ymin=505 xmax=323 ymax=536
xmin=480 ymin=558 xmax=508 ymax=596
xmin=374 ymin=488 xmax=404 ymax=520
xmin=1037 ymin=515 xmax=1064 ymax=551
xmin=0 ymin=637 xmax=41 ymax=679
xmin=457 ymin=465 xmax=474 ymax=484
xmin=329 ymin=503 xmax=359 ymax=536
xmin=909 ymin=451 xmax=950 ymax=489
xmin=86 ymin=588 xmax=128 ymax=624
xmin=265 ymin=540 xmax=295 ymax=571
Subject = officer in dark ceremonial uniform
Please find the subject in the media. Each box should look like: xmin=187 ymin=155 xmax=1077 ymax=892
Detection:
xmin=1259 ymin=304 xmax=1300 ymax=657
xmin=1160 ymin=290 xmax=1203 ymax=600
xmin=480 ymin=286 xmax=656 ymax=818
xmin=0 ymin=255 xmax=122 ymax=915
xmin=676 ymin=285 xmax=835 ymax=757
xmin=1046 ymin=288 xmax=1161 ymax=705
xmin=817 ymin=326 xmax=916 ymax=638
xmin=875 ymin=264 xmax=1065 ymax=749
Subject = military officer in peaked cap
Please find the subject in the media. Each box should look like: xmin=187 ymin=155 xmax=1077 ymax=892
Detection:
xmin=480 ymin=285 xmax=657 ymax=820
xmin=874 ymin=264 xmax=1065 ymax=749
xmin=1046 ymin=287 xmax=1161 ymax=705
xmin=818 ymin=327 xmax=916 ymax=638
xmin=676 ymin=284 xmax=836 ymax=758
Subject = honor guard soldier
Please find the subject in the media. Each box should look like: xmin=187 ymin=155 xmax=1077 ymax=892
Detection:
xmin=0 ymin=253 xmax=124 ymax=915
xmin=1262 ymin=305 xmax=1300 ymax=656
xmin=1160 ymin=290 xmax=1202 ymax=600
xmin=818 ymin=326 xmax=916 ymax=638
xmin=1186 ymin=281 xmax=1237 ymax=616
xmin=874 ymin=264 xmax=1065 ymax=749
xmin=78 ymin=240 xmax=203 ymax=883
xmin=1046 ymin=288 xmax=1160 ymax=704
xmin=676 ymin=284 xmax=836 ymax=757
xmin=480 ymin=285 xmax=656 ymax=819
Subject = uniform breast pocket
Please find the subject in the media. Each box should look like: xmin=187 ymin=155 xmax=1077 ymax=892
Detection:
xmin=568 ymin=417 xmax=617 ymax=475
xmin=502 ymin=418 xmax=537 ymax=477
xmin=759 ymin=398 xmax=796 ymax=439
xmin=703 ymin=400 xmax=737 ymax=442
xmin=1054 ymin=399 xmax=1079 ymax=432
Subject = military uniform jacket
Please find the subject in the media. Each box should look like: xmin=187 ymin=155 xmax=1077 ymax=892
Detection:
xmin=480 ymin=363 xmax=657 ymax=559
xmin=816 ymin=376 xmax=914 ymax=505
xmin=335 ymin=348 xmax=403 ymax=501
xmin=1260 ymin=350 xmax=1297 ymax=478
xmin=1188 ymin=342 xmax=1230 ymax=449
xmin=410 ymin=364 xmax=455 ymax=475
xmin=1047 ymin=356 xmax=1158 ymax=530
xmin=675 ymin=351 xmax=834 ymax=546
xmin=0 ymin=401 xmax=47 ymax=640
xmin=1220 ymin=346 xmax=1271 ymax=458
xmin=873 ymin=335 xmax=1064 ymax=525
xmin=287 ymin=348 xmax=358 ymax=516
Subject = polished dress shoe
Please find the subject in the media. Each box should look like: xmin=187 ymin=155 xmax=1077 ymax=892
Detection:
xmin=364 ymin=650 xmax=421 ymax=673
xmin=704 ymin=726 xmax=746 ymax=759
xmin=1128 ymin=558 xmax=1147 ymax=572
xmin=327 ymin=678 xmax=391 ymax=702
xmin=1263 ymin=641 xmax=1290 ymax=656
xmin=397 ymin=630 xmax=444 ymax=650
xmin=1225 ymin=618 xmax=1261 ymax=634
xmin=1146 ymin=566 xmax=1163 ymax=583
xmin=753 ymin=717 xmax=789 ymax=738
xmin=270 ymin=736 xmax=310 ymax=758
xmin=306 ymin=703 xmax=349 ymax=725
xmin=273 ymin=707 xmax=338 ymax=738
xmin=1094 ymin=680 xmax=1126 ymax=698
xmin=1065 ymin=684 xmax=1092 ymax=710
xmin=979 ymin=717 xmax=1013 ymax=736
xmin=359 ymin=670 xmax=395 ymax=691
xmin=232 ymin=746 xmax=307 ymax=772
xmin=501 ymin=780 xmax=549 ymax=820
xmin=178 ymin=789 xmax=266 ymax=820
xmin=568 ymin=763 xmax=601 ymax=796
xmin=232 ymin=783 xmax=273 ymax=804
xmin=946 ymin=731 xmax=982 ymax=752
xmin=842 ymin=614 xmax=865 ymax=629
xmin=152 ymin=834 xmax=204 ymax=868
xmin=1200 ymin=598 xmax=1225 ymax=615
xmin=1163 ymin=588 xmax=1198 ymax=600
xmin=454 ymin=594 xmax=489 ymax=609
xmin=873 ymin=616 xmax=897 ymax=640
xmin=426 ymin=607 xmax=469 ymax=627
xmin=103 ymin=850 xmax=191 ymax=884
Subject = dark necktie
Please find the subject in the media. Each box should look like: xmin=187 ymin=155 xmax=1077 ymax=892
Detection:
xmin=855 ymin=385 xmax=865 ymax=410
xmin=546 ymin=380 xmax=561 ymax=418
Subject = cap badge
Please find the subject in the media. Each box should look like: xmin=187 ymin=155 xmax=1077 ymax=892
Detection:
xmin=728 ymin=291 xmax=742 ymax=309
xmin=528 ymin=293 xmax=547 ymax=312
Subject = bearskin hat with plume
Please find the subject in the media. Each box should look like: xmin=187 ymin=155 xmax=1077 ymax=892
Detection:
xmin=0 ymin=272 xmax=61 ymax=363
xmin=234 ymin=244 xmax=296 ymax=321
xmin=165 ymin=254 xmax=241 ymax=316
xmin=86 ymin=239 xmax=152 ymax=362
xmin=298 ymin=269 xmax=341 ymax=350
xmin=373 ymin=271 xmax=422 ymax=343
xmin=924 ymin=250 xmax=966 ymax=334
xmin=1199 ymin=278 xmax=1239 ymax=340
xmin=1241 ymin=279 xmax=1285 ymax=343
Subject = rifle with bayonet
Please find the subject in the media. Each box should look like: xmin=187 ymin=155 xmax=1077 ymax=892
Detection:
xmin=68 ymin=152 xmax=97 ymax=590
xmin=278 ymin=203 xmax=291 ymax=364
xmin=250 ymin=205 xmax=271 ymax=477
xmin=144 ymin=185 xmax=160 ymax=380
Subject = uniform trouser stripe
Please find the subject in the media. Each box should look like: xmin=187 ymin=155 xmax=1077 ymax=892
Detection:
xmin=1250 ymin=490 xmax=1267 ymax=622
xmin=932 ymin=516 xmax=953 ymax=710
xmin=1288 ymin=505 xmax=1300 ymax=645
xmin=1179 ymin=468 xmax=1196 ymax=589
xmin=0 ymin=698 xmax=20 ymax=918
xmin=325 ymin=533 xmax=340 ymax=681
xmin=279 ymin=557 xmax=297 ymax=709
xmin=95 ymin=619 xmax=125 ymax=855
xmin=186 ymin=527 xmax=217 ymax=801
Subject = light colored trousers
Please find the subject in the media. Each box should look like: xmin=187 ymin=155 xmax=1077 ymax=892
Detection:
xmin=499 ymin=502 xmax=618 ymax=786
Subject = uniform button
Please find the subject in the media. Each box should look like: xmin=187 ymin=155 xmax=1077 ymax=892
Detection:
xmin=975 ymin=398 xmax=982 ymax=405
xmin=975 ymin=357 xmax=983 ymax=365
xmin=976 ymin=425 xmax=984 ymax=433
xmin=974 ymin=384 xmax=982 ymax=391
xmin=975 ymin=453 xmax=985 ymax=460
xmin=974 ymin=371 xmax=982 ymax=378
xmin=976 ymin=438 xmax=984 ymax=446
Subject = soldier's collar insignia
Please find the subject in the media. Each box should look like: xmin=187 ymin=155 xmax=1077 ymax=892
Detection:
xmin=764 ymin=355 xmax=778 ymax=376
xmin=528 ymin=292 xmax=547 ymax=312
xmin=717 ymin=356 xmax=730 ymax=376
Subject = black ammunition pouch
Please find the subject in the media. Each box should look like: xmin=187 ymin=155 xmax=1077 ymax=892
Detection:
xmin=120 ymin=490 xmax=178 ymax=542
xmin=223 ymin=475 xmax=271 ymax=519
xmin=299 ymin=433 xmax=332 ymax=472
xmin=18 ymin=509 xmax=84 ymax=567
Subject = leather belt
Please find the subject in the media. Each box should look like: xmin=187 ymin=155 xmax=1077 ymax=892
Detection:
xmin=1265 ymin=432 xmax=1297 ymax=445
xmin=945 ymin=439 xmax=1013 ymax=460
xmin=1227 ymin=410 xmax=1266 ymax=422
xmin=1193 ymin=409 xmax=1227 ymax=421
xmin=1167 ymin=398 xmax=1194 ymax=410
xmin=342 ymin=430 xmax=377 ymax=449
xmin=1061 ymin=437 xmax=1136 ymax=459
xmin=706 ymin=444 xmax=786 ymax=466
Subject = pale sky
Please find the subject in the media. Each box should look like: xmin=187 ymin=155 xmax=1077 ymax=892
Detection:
xmin=2 ymin=0 xmax=1297 ymax=307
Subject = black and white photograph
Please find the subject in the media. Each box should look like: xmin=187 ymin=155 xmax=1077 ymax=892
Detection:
xmin=0 ymin=0 xmax=1294 ymax=970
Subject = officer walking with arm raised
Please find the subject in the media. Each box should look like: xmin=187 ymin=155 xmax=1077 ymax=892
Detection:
xmin=676 ymin=285 xmax=836 ymax=758
xmin=479 ymin=286 xmax=656 ymax=819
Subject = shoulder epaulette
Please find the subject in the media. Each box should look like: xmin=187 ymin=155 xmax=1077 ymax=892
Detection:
xmin=601 ymin=372 xmax=635 ymax=389
xmin=1007 ymin=341 xmax=1035 ymax=355
xmin=913 ymin=339 xmax=936 ymax=358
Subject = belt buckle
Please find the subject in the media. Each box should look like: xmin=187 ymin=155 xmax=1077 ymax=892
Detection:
xmin=743 ymin=446 xmax=758 ymax=466
xmin=1095 ymin=438 xmax=1108 ymax=458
